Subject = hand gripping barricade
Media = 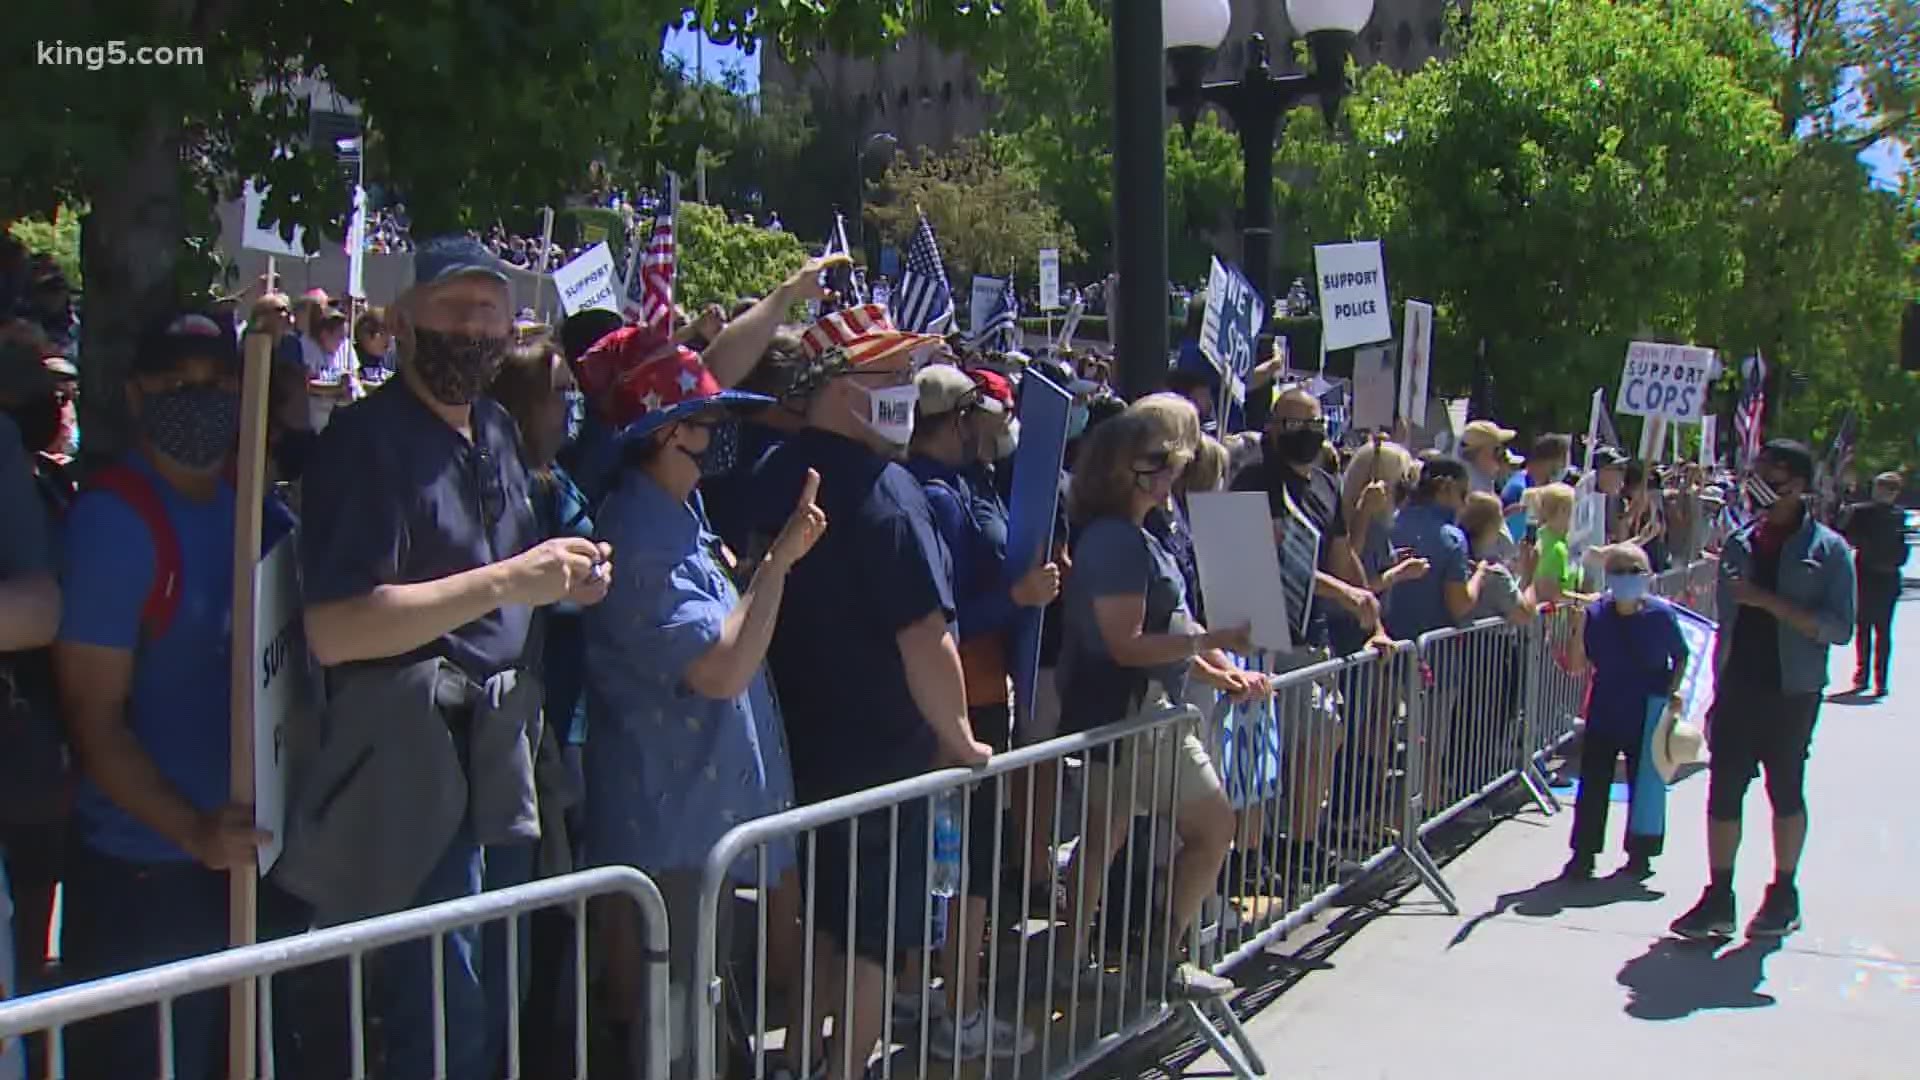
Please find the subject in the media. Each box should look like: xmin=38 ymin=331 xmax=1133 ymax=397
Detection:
xmin=685 ymin=641 xmax=1458 ymax=1080
xmin=0 ymin=866 xmax=671 ymax=1080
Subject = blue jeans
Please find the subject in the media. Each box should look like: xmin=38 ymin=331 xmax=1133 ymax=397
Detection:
xmin=481 ymin=842 xmax=534 ymax=1072
xmin=375 ymin=829 xmax=490 ymax=1080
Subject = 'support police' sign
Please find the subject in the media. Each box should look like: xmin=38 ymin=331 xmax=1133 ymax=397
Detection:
xmin=1616 ymin=341 xmax=1716 ymax=424
xmin=1312 ymin=241 xmax=1392 ymax=352
xmin=552 ymin=242 xmax=622 ymax=316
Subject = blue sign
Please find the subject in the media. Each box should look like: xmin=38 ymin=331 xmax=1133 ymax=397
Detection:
xmin=1200 ymin=257 xmax=1265 ymax=423
xmin=879 ymin=245 xmax=901 ymax=278
xmin=1006 ymin=372 xmax=1071 ymax=732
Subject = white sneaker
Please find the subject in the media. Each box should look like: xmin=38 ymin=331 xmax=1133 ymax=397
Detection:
xmin=929 ymin=1008 xmax=1039 ymax=1060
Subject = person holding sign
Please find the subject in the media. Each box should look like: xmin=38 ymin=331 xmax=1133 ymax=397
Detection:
xmin=296 ymin=237 xmax=613 ymax=1078
xmin=51 ymin=313 xmax=299 ymax=1080
xmin=576 ymin=328 xmax=822 ymax=1079
xmin=1055 ymin=404 xmax=1267 ymax=1001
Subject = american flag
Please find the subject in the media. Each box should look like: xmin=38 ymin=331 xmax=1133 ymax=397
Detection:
xmin=968 ymin=275 xmax=1019 ymax=352
xmin=1733 ymin=352 xmax=1768 ymax=470
xmin=891 ymin=212 xmax=954 ymax=335
xmin=817 ymin=212 xmax=867 ymax=313
xmin=624 ymin=174 xmax=677 ymax=332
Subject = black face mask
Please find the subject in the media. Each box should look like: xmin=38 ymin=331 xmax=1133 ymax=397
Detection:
xmin=140 ymin=383 xmax=239 ymax=470
xmin=4 ymin=393 xmax=60 ymax=456
xmin=678 ymin=419 xmax=741 ymax=480
xmin=1267 ymin=427 xmax=1324 ymax=467
xmin=411 ymin=327 xmax=508 ymax=406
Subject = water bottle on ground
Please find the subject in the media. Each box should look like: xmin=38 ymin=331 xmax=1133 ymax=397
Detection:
xmin=931 ymin=790 xmax=962 ymax=898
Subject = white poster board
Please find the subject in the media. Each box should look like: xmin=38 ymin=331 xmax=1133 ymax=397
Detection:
xmin=1038 ymin=249 xmax=1061 ymax=311
xmin=1616 ymin=341 xmax=1716 ymax=423
xmin=971 ymin=275 xmax=1007 ymax=334
xmin=1638 ymin=412 xmax=1667 ymax=463
xmin=1189 ymin=493 xmax=1293 ymax=653
xmin=242 ymin=181 xmax=308 ymax=258
xmin=251 ymin=537 xmax=319 ymax=875
xmin=1313 ymin=241 xmax=1392 ymax=351
xmin=345 ymin=186 xmax=368 ymax=301
xmin=1568 ymin=475 xmax=1608 ymax=559
xmin=1700 ymin=414 xmax=1718 ymax=466
xmin=1398 ymin=300 xmax=1434 ymax=426
xmin=552 ymin=242 xmax=622 ymax=316
xmin=1352 ymin=344 xmax=1396 ymax=431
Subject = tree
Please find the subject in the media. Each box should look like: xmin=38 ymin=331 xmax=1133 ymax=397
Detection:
xmin=865 ymin=140 xmax=1083 ymax=283
xmin=1755 ymin=0 xmax=1920 ymax=153
xmin=606 ymin=57 xmax=817 ymax=218
xmin=666 ymin=200 xmax=809 ymax=311
xmin=0 ymin=0 xmax=1005 ymax=454
xmin=1278 ymin=0 xmax=1790 ymax=431
xmin=975 ymin=0 xmax=1243 ymax=284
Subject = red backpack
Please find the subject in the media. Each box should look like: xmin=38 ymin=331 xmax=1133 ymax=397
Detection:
xmin=83 ymin=464 xmax=185 ymax=637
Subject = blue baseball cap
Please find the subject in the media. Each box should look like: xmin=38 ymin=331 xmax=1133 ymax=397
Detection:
xmin=412 ymin=235 xmax=511 ymax=288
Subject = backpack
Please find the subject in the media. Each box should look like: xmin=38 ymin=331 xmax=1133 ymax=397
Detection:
xmin=1849 ymin=504 xmax=1907 ymax=575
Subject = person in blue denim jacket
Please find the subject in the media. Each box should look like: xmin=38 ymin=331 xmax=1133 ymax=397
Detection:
xmin=1671 ymin=440 xmax=1855 ymax=942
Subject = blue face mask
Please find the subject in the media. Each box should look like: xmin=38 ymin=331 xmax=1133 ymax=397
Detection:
xmin=1608 ymin=572 xmax=1651 ymax=602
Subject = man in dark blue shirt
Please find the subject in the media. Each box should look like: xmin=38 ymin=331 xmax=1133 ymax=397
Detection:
xmin=746 ymin=304 xmax=991 ymax=1080
xmin=300 ymin=237 xmax=613 ymax=1078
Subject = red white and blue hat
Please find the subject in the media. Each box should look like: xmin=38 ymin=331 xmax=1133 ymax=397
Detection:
xmin=799 ymin=303 xmax=945 ymax=371
xmin=576 ymin=325 xmax=771 ymax=444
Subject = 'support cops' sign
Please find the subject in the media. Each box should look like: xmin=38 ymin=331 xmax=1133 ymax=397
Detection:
xmin=1313 ymin=241 xmax=1391 ymax=352
xmin=552 ymin=242 xmax=622 ymax=316
xmin=1616 ymin=341 xmax=1716 ymax=424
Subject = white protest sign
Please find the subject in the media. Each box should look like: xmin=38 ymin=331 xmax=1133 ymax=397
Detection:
xmin=1569 ymin=479 xmax=1608 ymax=561
xmin=1352 ymin=345 xmax=1396 ymax=431
xmin=552 ymin=242 xmax=622 ymax=316
xmin=242 ymin=181 xmax=308 ymax=258
xmin=252 ymin=537 xmax=319 ymax=875
xmin=1700 ymin=414 xmax=1718 ymax=466
xmin=1038 ymin=249 xmax=1061 ymax=311
xmin=1398 ymin=300 xmax=1434 ymax=426
xmin=1313 ymin=241 xmax=1391 ymax=351
xmin=1616 ymin=341 xmax=1716 ymax=423
xmin=1638 ymin=412 xmax=1667 ymax=463
xmin=1277 ymin=486 xmax=1321 ymax=643
xmin=1189 ymin=492 xmax=1292 ymax=653
xmin=971 ymin=275 xmax=1006 ymax=335
xmin=345 ymin=186 xmax=368 ymax=300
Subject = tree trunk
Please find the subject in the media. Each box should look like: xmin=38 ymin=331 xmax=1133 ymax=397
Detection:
xmin=79 ymin=108 xmax=186 ymax=464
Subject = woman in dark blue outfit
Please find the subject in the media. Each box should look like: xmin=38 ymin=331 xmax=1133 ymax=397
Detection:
xmin=1565 ymin=544 xmax=1689 ymax=880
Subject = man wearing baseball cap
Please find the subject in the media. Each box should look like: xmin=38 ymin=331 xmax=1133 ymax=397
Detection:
xmin=297 ymin=236 xmax=613 ymax=1076
xmin=1457 ymin=418 xmax=1517 ymax=495
xmin=51 ymin=311 xmax=301 ymax=1077
xmin=746 ymin=305 xmax=993 ymax=1079
xmin=1671 ymin=439 xmax=1856 ymax=941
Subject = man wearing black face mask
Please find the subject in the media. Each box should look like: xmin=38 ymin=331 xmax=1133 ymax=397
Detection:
xmin=1671 ymin=440 xmax=1855 ymax=943
xmin=299 ymin=236 xmax=615 ymax=1078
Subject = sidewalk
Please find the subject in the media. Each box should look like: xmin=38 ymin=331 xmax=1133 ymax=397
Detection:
xmin=1155 ymin=591 xmax=1920 ymax=1079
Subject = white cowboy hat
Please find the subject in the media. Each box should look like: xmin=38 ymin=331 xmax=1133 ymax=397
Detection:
xmin=1652 ymin=699 xmax=1706 ymax=783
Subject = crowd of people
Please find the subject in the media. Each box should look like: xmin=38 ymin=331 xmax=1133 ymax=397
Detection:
xmin=0 ymin=228 xmax=1901 ymax=1080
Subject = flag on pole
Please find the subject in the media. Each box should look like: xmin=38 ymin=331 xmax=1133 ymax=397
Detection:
xmin=893 ymin=212 xmax=955 ymax=335
xmin=1733 ymin=352 xmax=1768 ymax=470
xmin=968 ymin=275 xmax=1020 ymax=352
xmin=1057 ymin=294 xmax=1085 ymax=352
xmin=624 ymin=173 xmax=677 ymax=332
xmin=818 ymin=212 xmax=867 ymax=312
xmin=1817 ymin=408 xmax=1859 ymax=514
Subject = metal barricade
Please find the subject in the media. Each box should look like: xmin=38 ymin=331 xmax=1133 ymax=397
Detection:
xmin=0 ymin=866 xmax=670 ymax=1080
xmin=1410 ymin=619 xmax=1539 ymax=839
xmin=1524 ymin=603 xmax=1587 ymax=804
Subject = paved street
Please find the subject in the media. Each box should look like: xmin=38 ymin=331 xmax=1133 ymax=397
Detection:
xmin=1156 ymin=578 xmax=1920 ymax=1080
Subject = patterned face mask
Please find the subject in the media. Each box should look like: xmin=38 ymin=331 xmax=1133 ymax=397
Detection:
xmin=140 ymin=383 xmax=238 ymax=469
xmin=411 ymin=327 xmax=509 ymax=405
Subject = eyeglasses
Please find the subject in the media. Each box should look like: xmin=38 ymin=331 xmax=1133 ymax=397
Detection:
xmin=1133 ymin=450 xmax=1182 ymax=476
xmin=1274 ymin=416 xmax=1327 ymax=434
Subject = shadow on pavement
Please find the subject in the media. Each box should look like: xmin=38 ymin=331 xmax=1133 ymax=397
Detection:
xmin=1448 ymin=871 xmax=1666 ymax=949
xmin=1824 ymin=689 xmax=1885 ymax=707
xmin=1616 ymin=936 xmax=1784 ymax=1020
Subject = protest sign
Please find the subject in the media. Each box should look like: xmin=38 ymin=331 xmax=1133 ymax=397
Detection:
xmin=971 ymin=275 xmax=1006 ymax=335
xmin=345 ymin=186 xmax=368 ymax=301
xmin=1313 ymin=241 xmax=1391 ymax=351
xmin=1569 ymin=474 xmax=1608 ymax=560
xmin=1277 ymin=486 xmax=1322 ymax=642
xmin=1189 ymin=492 xmax=1293 ymax=654
xmin=1616 ymin=341 xmax=1716 ymax=423
xmin=552 ymin=242 xmax=622 ymax=316
xmin=1638 ymin=411 xmax=1668 ymax=464
xmin=1398 ymin=300 xmax=1434 ymax=425
xmin=1039 ymin=248 xmax=1061 ymax=311
xmin=251 ymin=537 xmax=317 ymax=876
xmin=1352 ymin=344 xmax=1396 ymax=431
xmin=242 ymin=181 xmax=307 ymax=258
xmin=1200 ymin=257 xmax=1265 ymax=385
xmin=1700 ymin=414 xmax=1718 ymax=466
xmin=1673 ymin=605 xmax=1719 ymax=740
xmin=1006 ymin=372 xmax=1071 ymax=730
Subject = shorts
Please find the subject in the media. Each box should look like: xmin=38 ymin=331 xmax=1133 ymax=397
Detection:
xmin=807 ymin=800 xmax=943 ymax=963
xmin=1016 ymin=667 xmax=1064 ymax=746
xmin=1083 ymin=719 xmax=1226 ymax=823
xmin=963 ymin=705 xmax=1013 ymax=900
xmin=1706 ymin=679 xmax=1821 ymax=782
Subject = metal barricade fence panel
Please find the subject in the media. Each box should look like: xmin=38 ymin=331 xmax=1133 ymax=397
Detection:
xmin=1411 ymin=620 xmax=1531 ymax=839
xmin=0 ymin=865 xmax=670 ymax=1080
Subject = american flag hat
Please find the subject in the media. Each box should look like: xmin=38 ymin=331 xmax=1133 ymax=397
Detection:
xmin=576 ymin=325 xmax=772 ymax=444
xmin=799 ymin=303 xmax=946 ymax=375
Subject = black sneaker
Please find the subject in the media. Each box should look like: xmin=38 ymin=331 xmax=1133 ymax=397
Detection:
xmin=1746 ymin=884 xmax=1802 ymax=938
xmin=1560 ymin=854 xmax=1595 ymax=881
xmin=1622 ymin=854 xmax=1654 ymax=880
xmin=1670 ymin=887 xmax=1736 ymax=940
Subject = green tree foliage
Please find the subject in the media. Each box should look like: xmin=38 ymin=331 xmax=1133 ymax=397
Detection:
xmin=665 ymin=200 xmax=809 ymax=311
xmin=7 ymin=215 xmax=82 ymax=291
xmin=977 ymin=0 xmax=1242 ymax=283
xmin=1757 ymin=0 xmax=1920 ymax=151
xmin=866 ymin=140 xmax=1084 ymax=283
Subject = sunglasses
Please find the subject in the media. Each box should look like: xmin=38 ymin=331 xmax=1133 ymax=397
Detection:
xmin=1274 ymin=416 xmax=1327 ymax=434
xmin=1133 ymin=449 xmax=1182 ymax=476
